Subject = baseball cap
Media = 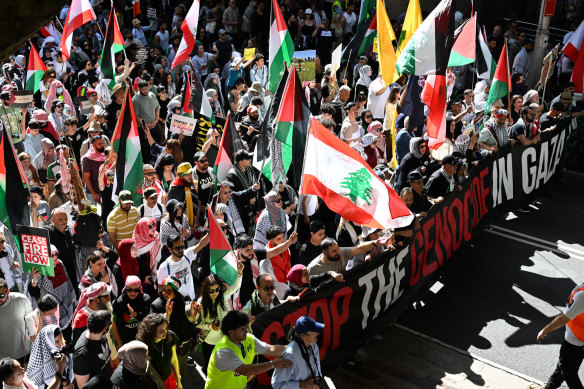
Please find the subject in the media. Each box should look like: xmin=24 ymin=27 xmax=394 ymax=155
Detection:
xmin=144 ymin=187 xmax=158 ymax=198
xmin=194 ymin=151 xmax=207 ymax=162
xmin=408 ymin=170 xmax=423 ymax=183
xmin=442 ymin=154 xmax=459 ymax=166
xmin=305 ymin=8 xmax=313 ymax=14
xmin=494 ymin=109 xmax=508 ymax=118
xmin=119 ymin=190 xmax=134 ymax=204
xmin=295 ymin=316 xmax=324 ymax=334
xmin=218 ymin=29 xmax=227 ymax=35
xmin=234 ymin=149 xmax=253 ymax=163
xmin=247 ymin=105 xmax=259 ymax=115
xmin=177 ymin=162 xmax=193 ymax=176
xmin=560 ymin=91 xmax=573 ymax=103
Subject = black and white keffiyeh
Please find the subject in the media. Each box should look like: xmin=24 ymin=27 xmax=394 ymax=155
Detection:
xmin=27 ymin=324 xmax=74 ymax=388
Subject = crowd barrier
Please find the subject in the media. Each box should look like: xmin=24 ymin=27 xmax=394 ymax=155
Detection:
xmin=250 ymin=124 xmax=569 ymax=385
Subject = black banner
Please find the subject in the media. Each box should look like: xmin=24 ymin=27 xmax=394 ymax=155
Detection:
xmin=192 ymin=112 xmax=226 ymax=152
xmin=250 ymin=126 xmax=569 ymax=385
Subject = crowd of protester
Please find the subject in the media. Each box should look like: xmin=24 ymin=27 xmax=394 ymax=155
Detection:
xmin=0 ymin=0 xmax=582 ymax=388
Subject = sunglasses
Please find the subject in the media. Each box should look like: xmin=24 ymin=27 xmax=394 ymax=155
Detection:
xmin=262 ymin=285 xmax=276 ymax=291
xmin=172 ymin=245 xmax=185 ymax=251
xmin=149 ymin=223 xmax=156 ymax=228
xmin=273 ymin=198 xmax=282 ymax=203
xmin=126 ymin=288 xmax=140 ymax=293
xmin=0 ymin=239 xmax=5 ymax=244
xmin=145 ymin=172 xmax=155 ymax=176
xmin=198 ymin=159 xmax=209 ymax=163
xmin=52 ymin=252 xmax=59 ymax=257
xmin=208 ymin=288 xmax=220 ymax=294
xmin=365 ymin=115 xmax=373 ymax=118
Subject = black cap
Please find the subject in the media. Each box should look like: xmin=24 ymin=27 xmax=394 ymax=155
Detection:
xmin=234 ymin=149 xmax=253 ymax=163
xmin=442 ymin=154 xmax=459 ymax=166
xmin=408 ymin=170 xmax=423 ymax=183
xmin=0 ymin=90 xmax=10 ymax=100
xmin=29 ymin=186 xmax=44 ymax=196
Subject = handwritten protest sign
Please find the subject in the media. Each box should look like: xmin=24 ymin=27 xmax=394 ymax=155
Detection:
xmin=16 ymin=225 xmax=53 ymax=277
xmin=244 ymin=48 xmax=256 ymax=61
xmin=170 ymin=114 xmax=198 ymax=136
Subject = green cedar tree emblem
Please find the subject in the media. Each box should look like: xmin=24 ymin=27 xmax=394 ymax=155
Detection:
xmin=340 ymin=168 xmax=373 ymax=205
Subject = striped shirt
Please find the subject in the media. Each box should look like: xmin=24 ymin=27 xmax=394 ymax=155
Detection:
xmin=107 ymin=206 xmax=140 ymax=241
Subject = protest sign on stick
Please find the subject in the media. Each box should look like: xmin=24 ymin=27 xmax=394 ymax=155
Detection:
xmin=169 ymin=114 xmax=198 ymax=136
xmin=16 ymin=225 xmax=53 ymax=277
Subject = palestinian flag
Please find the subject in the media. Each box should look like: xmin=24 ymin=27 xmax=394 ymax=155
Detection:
xmin=396 ymin=0 xmax=456 ymax=76
xmin=0 ymin=127 xmax=29 ymax=230
xmin=302 ymin=118 xmax=413 ymax=229
xmin=190 ymin=71 xmax=215 ymax=122
xmin=476 ymin=23 xmax=497 ymax=79
xmin=273 ymin=66 xmax=311 ymax=188
xmin=213 ymin=112 xmax=244 ymax=182
xmin=182 ymin=71 xmax=193 ymax=116
xmin=563 ymin=19 xmax=584 ymax=92
xmin=377 ymin=0 xmax=399 ymax=86
xmin=341 ymin=13 xmax=377 ymax=65
xmin=111 ymin=88 xmax=144 ymax=203
xmin=448 ymin=13 xmax=476 ymax=67
xmin=268 ymin=0 xmax=294 ymax=93
xmin=207 ymin=207 xmax=238 ymax=285
xmin=25 ymin=43 xmax=46 ymax=94
xmin=397 ymin=0 xmax=423 ymax=53
xmin=485 ymin=41 xmax=511 ymax=111
xmin=100 ymin=9 xmax=125 ymax=89
xmin=253 ymin=66 xmax=288 ymax=181
xmin=358 ymin=0 xmax=375 ymax=30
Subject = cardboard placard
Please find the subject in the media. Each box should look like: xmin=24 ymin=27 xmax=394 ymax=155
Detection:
xmin=16 ymin=225 xmax=53 ymax=277
xmin=11 ymin=90 xmax=34 ymax=108
xmin=243 ymin=48 xmax=256 ymax=61
xmin=169 ymin=114 xmax=197 ymax=136
xmin=134 ymin=47 xmax=149 ymax=65
xmin=78 ymin=96 xmax=93 ymax=115
xmin=147 ymin=7 xmax=157 ymax=20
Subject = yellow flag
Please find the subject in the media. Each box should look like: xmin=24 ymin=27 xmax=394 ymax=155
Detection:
xmin=398 ymin=0 xmax=423 ymax=53
xmin=377 ymin=0 xmax=399 ymax=87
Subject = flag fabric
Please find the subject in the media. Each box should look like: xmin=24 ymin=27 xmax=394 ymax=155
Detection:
xmin=273 ymin=66 xmax=311 ymax=188
xmin=448 ymin=14 xmax=476 ymax=67
xmin=253 ymin=66 xmax=288 ymax=181
xmin=0 ymin=127 xmax=30 ymax=230
xmin=100 ymin=9 xmax=125 ymax=89
xmin=302 ymin=118 xmax=413 ymax=229
xmin=331 ymin=43 xmax=343 ymax=75
xmin=190 ymin=71 xmax=215 ymax=121
xmin=133 ymin=0 xmax=141 ymax=17
xmin=268 ymin=0 xmax=294 ymax=93
xmin=485 ymin=42 xmax=511 ymax=111
xmin=171 ymin=0 xmax=200 ymax=69
xmin=341 ymin=13 xmax=377 ymax=65
xmin=59 ymin=0 xmax=96 ymax=61
xmin=358 ymin=0 xmax=376 ymax=30
xmin=397 ymin=0 xmax=423 ymax=53
xmin=25 ymin=43 xmax=47 ymax=94
xmin=563 ymin=20 xmax=584 ymax=93
xmin=207 ymin=207 xmax=238 ymax=285
xmin=111 ymin=89 xmax=144 ymax=203
xmin=377 ymin=0 xmax=399 ymax=86
xmin=396 ymin=0 xmax=456 ymax=76
xmin=400 ymin=75 xmax=426 ymax=132
xmin=40 ymin=22 xmax=62 ymax=45
xmin=421 ymin=75 xmax=449 ymax=149
xmin=182 ymin=71 xmax=193 ymax=116
xmin=213 ymin=112 xmax=244 ymax=182
xmin=476 ymin=23 xmax=497 ymax=79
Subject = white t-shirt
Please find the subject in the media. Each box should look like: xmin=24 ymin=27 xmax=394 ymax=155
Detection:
xmin=157 ymin=256 xmax=196 ymax=300
xmin=140 ymin=202 xmax=166 ymax=222
xmin=343 ymin=12 xmax=356 ymax=34
xmin=564 ymin=288 xmax=584 ymax=346
xmin=367 ymin=77 xmax=390 ymax=119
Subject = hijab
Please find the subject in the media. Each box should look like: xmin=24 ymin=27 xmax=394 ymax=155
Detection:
xmin=44 ymin=80 xmax=76 ymax=117
xmin=287 ymin=264 xmax=307 ymax=288
xmin=263 ymin=190 xmax=283 ymax=225
xmin=454 ymin=134 xmax=471 ymax=155
xmin=133 ymin=218 xmax=162 ymax=277
xmin=116 ymin=239 xmax=139 ymax=281
xmin=409 ymin=137 xmax=425 ymax=159
xmin=356 ymin=65 xmax=372 ymax=87
xmin=27 ymin=325 xmax=74 ymax=387
xmin=34 ymin=138 xmax=56 ymax=170
xmin=118 ymin=340 xmax=149 ymax=375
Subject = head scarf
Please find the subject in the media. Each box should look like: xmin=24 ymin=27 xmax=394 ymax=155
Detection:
xmin=36 ymin=138 xmax=56 ymax=169
xmin=454 ymin=134 xmax=471 ymax=155
xmin=116 ymin=239 xmax=138 ymax=281
xmin=27 ymin=325 xmax=74 ymax=387
xmin=206 ymin=89 xmax=217 ymax=99
xmin=73 ymin=281 xmax=110 ymax=318
xmin=44 ymin=80 xmax=76 ymax=117
xmin=166 ymin=99 xmax=181 ymax=120
xmin=356 ymin=65 xmax=372 ymax=87
xmin=85 ymin=143 xmax=106 ymax=162
xmin=361 ymin=132 xmax=378 ymax=148
xmin=204 ymin=72 xmax=220 ymax=90
xmin=133 ymin=218 xmax=162 ymax=277
xmin=287 ymin=264 xmax=307 ymax=287
xmin=123 ymin=275 xmax=142 ymax=294
xmin=118 ymin=340 xmax=149 ymax=375
xmin=409 ymin=137 xmax=425 ymax=159
xmin=263 ymin=190 xmax=283 ymax=225
xmin=162 ymin=276 xmax=181 ymax=292
xmin=14 ymin=55 xmax=25 ymax=70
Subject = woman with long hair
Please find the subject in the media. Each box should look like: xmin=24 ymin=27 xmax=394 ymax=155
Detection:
xmin=160 ymin=200 xmax=191 ymax=247
xmin=19 ymin=152 xmax=42 ymax=186
xmin=39 ymin=69 xmax=56 ymax=103
xmin=79 ymin=249 xmax=118 ymax=296
xmin=27 ymin=325 xmax=74 ymax=389
xmin=113 ymin=276 xmax=152 ymax=345
xmin=31 ymin=138 xmax=56 ymax=183
xmin=136 ymin=313 xmax=182 ymax=389
xmin=110 ymin=340 xmax=164 ymax=389
xmin=196 ymin=269 xmax=243 ymax=369
xmin=133 ymin=218 xmax=162 ymax=297
xmin=510 ymin=94 xmax=523 ymax=124
xmin=154 ymin=154 xmax=176 ymax=193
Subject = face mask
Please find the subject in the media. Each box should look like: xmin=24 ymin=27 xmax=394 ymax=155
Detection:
xmin=57 ymin=87 xmax=63 ymax=94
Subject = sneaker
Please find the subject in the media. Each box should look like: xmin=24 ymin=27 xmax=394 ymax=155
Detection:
xmin=187 ymin=356 xmax=196 ymax=367
xmin=526 ymin=384 xmax=550 ymax=389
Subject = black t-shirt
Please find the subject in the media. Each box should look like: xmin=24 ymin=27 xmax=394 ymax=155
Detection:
xmin=196 ymin=169 xmax=214 ymax=205
xmin=298 ymin=241 xmax=322 ymax=266
xmin=148 ymin=331 xmax=179 ymax=380
xmin=239 ymin=249 xmax=267 ymax=308
xmin=61 ymin=128 xmax=87 ymax=163
xmin=214 ymin=39 xmax=232 ymax=69
xmin=73 ymin=333 xmax=113 ymax=379
xmin=206 ymin=144 xmax=219 ymax=167
xmin=425 ymin=170 xmax=452 ymax=199
xmin=510 ymin=118 xmax=531 ymax=141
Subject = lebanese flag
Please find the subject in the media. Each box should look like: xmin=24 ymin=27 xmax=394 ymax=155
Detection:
xmin=213 ymin=112 xmax=244 ymax=182
xmin=485 ymin=41 xmax=511 ymax=111
xmin=396 ymin=0 xmax=456 ymax=76
xmin=25 ymin=43 xmax=46 ymax=94
xmin=302 ymin=118 xmax=413 ymax=230
xmin=421 ymin=75 xmax=448 ymax=149
xmin=59 ymin=0 xmax=96 ymax=61
xmin=111 ymin=88 xmax=144 ymax=203
xmin=40 ymin=22 xmax=62 ymax=45
xmin=268 ymin=0 xmax=294 ymax=93
xmin=563 ymin=20 xmax=584 ymax=92
xmin=448 ymin=13 xmax=476 ymax=67
xmin=207 ymin=207 xmax=238 ymax=285
xmin=171 ymin=0 xmax=200 ymax=69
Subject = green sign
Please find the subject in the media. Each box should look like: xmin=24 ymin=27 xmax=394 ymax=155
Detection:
xmin=16 ymin=225 xmax=54 ymax=277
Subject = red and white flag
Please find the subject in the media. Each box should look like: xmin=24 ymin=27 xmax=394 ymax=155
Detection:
xmin=301 ymin=118 xmax=413 ymax=230
xmin=59 ymin=0 xmax=96 ymax=61
xmin=421 ymin=74 xmax=448 ymax=149
xmin=171 ymin=0 xmax=200 ymax=69
xmin=563 ymin=20 xmax=584 ymax=93
xmin=40 ymin=22 xmax=62 ymax=45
